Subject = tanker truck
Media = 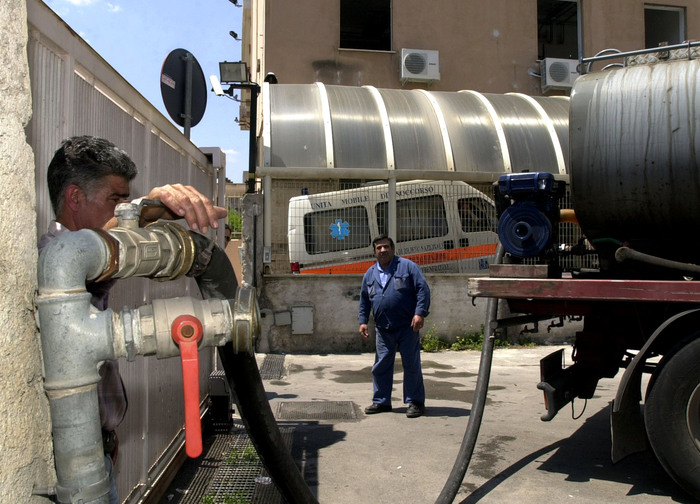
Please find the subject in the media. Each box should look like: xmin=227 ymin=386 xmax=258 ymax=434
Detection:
xmin=466 ymin=44 xmax=700 ymax=501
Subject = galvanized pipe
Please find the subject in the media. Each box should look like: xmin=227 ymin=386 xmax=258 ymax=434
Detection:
xmin=36 ymin=230 xmax=118 ymax=504
xmin=36 ymin=224 xmax=256 ymax=503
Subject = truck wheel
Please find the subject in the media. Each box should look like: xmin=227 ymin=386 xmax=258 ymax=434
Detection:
xmin=644 ymin=336 xmax=700 ymax=500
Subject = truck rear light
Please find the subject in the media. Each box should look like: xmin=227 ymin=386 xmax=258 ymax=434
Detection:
xmin=290 ymin=262 xmax=300 ymax=274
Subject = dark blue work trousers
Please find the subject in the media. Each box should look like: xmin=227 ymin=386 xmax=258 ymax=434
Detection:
xmin=372 ymin=325 xmax=425 ymax=406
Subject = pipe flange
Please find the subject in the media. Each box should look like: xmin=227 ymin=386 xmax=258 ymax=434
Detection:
xmin=230 ymin=286 xmax=259 ymax=354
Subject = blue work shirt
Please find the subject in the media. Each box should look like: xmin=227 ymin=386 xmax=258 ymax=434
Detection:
xmin=359 ymin=255 xmax=430 ymax=332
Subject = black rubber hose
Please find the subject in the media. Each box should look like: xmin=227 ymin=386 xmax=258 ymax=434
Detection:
xmin=615 ymin=246 xmax=700 ymax=276
xmin=435 ymin=244 xmax=504 ymax=504
xmin=188 ymin=232 xmax=319 ymax=504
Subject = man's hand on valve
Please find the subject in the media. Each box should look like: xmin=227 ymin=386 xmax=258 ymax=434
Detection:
xmin=113 ymin=184 xmax=227 ymax=233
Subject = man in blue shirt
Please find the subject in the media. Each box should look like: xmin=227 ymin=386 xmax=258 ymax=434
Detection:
xmin=359 ymin=234 xmax=431 ymax=418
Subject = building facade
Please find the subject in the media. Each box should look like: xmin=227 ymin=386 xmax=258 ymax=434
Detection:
xmin=239 ymin=0 xmax=699 ymax=113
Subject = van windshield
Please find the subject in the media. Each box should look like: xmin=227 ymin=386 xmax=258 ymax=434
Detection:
xmin=376 ymin=195 xmax=448 ymax=242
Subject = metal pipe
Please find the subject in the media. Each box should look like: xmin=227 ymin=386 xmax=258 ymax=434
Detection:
xmin=36 ymin=230 xmax=118 ymax=504
xmin=582 ymin=40 xmax=700 ymax=64
xmin=253 ymin=202 xmax=259 ymax=288
xmin=263 ymin=175 xmax=272 ymax=266
xmin=245 ymin=83 xmax=261 ymax=193
xmin=183 ymin=51 xmax=193 ymax=139
xmin=36 ymin=223 xmax=256 ymax=503
xmin=388 ymin=177 xmax=397 ymax=241
xmin=255 ymin=166 xmax=531 ymax=183
xmin=577 ymin=0 xmax=584 ymax=65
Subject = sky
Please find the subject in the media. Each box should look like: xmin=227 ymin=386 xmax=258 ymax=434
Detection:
xmin=45 ymin=0 xmax=250 ymax=184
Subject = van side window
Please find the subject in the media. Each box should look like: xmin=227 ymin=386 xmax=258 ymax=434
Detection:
xmin=303 ymin=206 xmax=371 ymax=254
xmin=377 ymin=195 xmax=448 ymax=242
xmin=458 ymin=198 xmax=497 ymax=233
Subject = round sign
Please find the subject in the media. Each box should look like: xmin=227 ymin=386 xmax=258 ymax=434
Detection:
xmin=160 ymin=48 xmax=207 ymax=128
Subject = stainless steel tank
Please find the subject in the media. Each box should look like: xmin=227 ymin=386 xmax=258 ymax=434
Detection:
xmin=570 ymin=56 xmax=700 ymax=267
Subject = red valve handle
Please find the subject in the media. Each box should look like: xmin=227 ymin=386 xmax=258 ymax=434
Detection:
xmin=171 ymin=315 xmax=204 ymax=458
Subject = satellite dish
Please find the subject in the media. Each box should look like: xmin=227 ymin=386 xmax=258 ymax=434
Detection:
xmin=160 ymin=48 xmax=207 ymax=136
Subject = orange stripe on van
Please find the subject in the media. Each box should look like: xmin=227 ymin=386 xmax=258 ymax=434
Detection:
xmin=300 ymin=243 xmax=497 ymax=275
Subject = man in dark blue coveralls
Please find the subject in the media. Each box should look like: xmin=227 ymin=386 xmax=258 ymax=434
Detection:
xmin=359 ymin=234 xmax=431 ymax=418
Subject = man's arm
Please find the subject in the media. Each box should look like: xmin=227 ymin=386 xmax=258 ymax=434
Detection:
xmin=104 ymin=184 xmax=227 ymax=232
xmin=358 ymin=272 xmax=372 ymax=338
xmin=411 ymin=263 xmax=431 ymax=318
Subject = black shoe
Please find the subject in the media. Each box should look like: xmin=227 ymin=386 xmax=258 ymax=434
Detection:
xmin=406 ymin=402 xmax=425 ymax=418
xmin=364 ymin=403 xmax=392 ymax=414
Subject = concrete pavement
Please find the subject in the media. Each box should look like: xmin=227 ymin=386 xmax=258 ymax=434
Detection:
xmin=256 ymin=346 xmax=693 ymax=504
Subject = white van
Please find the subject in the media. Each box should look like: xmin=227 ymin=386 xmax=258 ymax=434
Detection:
xmin=287 ymin=180 xmax=498 ymax=274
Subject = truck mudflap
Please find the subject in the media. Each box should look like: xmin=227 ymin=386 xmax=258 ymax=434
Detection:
xmin=611 ymin=308 xmax=700 ymax=464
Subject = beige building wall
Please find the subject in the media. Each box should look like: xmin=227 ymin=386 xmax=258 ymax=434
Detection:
xmin=258 ymin=0 xmax=540 ymax=93
xmin=583 ymin=0 xmax=700 ymax=58
xmin=245 ymin=0 xmax=700 ymax=96
xmin=0 ymin=1 xmax=54 ymax=502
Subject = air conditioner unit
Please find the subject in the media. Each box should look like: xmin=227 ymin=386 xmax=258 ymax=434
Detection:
xmin=541 ymin=58 xmax=580 ymax=93
xmin=401 ymin=49 xmax=440 ymax=83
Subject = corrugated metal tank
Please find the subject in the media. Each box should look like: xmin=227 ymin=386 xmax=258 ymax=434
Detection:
xmin=262 ymin=83 xmax=570 ymax=175
xmin=570 ymin=56 xmax=700 ymax=265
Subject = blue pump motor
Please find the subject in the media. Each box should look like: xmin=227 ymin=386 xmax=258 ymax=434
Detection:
xmin=494 ymin=172 xmax=565 ymax=258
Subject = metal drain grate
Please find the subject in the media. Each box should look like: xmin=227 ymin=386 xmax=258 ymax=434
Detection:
xmin=200 ymin=427 xmax=293 ymax=504
xmin=259 ymin=354 xmax=286 ymax=380
xmin=169 ymin=434 xmax=238 ymax=504
xmin=275 ymin=401 xmax=358 ymax=421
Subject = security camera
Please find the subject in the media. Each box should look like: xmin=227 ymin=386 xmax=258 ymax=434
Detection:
xmin=210 ymin=75 xmax=225 ymax=96
xmin=264 ymin=72 xmax=278 ymax=84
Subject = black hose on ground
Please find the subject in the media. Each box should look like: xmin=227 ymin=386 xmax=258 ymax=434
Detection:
xmin=435 ymin=244 xmax=504 ymax=504
xmin=188 ymin=232 xmax=319 ymax=504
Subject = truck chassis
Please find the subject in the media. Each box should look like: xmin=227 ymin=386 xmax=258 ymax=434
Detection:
xmin=468 ymin=263 xmax=700 ymax=500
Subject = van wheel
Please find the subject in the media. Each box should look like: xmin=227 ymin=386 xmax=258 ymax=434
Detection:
xmin=644 ymin=336 xmax=700 ymax=500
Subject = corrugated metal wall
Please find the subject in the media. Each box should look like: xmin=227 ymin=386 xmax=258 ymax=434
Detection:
xmin=26 ymin=1 xmax=224 ymax=501
xmin=262 ymin=82 xmax=570 ymax=174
